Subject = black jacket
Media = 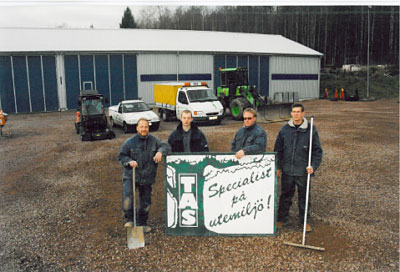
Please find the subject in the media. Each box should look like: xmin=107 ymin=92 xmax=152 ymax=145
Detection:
xmin=274 ymin=118 xmax=323 ymax=176
xmin=231 ymin=122 xmax=267 ymax=154
xmin=117 ymin=134 xmax=170 ymax=184
xmin=168 ymin=122 xmax=209 ymax=152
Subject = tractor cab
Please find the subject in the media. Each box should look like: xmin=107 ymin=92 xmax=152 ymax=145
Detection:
xmin=218 ymin=67 xmax=249 ymax=97
xmin=80 ymin=93 xmax=104 ymax=116
xmin=75 ymin=83 xmax=115 ymax=141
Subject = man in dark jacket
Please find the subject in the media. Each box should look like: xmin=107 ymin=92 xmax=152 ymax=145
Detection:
xmin=274 ymin=103 xmax=323 ymax=232
xmin=168 ymin=110 xmax=209 ymax=152
xmin=231 ymin=108 xmax=267 ymax=159
xmin=117 ymin=118 xmax=170 ymax=232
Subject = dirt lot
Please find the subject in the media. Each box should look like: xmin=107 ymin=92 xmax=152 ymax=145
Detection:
xmin=0 ymin=99 xmax=398 ymax=271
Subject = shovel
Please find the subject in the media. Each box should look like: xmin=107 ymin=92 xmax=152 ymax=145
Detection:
xmin=127 ymin=167 xmax=145 ymax=249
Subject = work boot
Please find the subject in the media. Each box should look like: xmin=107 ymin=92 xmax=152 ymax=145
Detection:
xmin=299 ymin=223 xmax=312 ymax=232
xmin=143 ymin=226 xmax=152 ymax=233
xmin=124 ymin=221 xmax=133 ymax=228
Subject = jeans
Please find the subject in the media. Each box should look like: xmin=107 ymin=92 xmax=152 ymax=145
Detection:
xmin=122 ymin=176 xmax=153 ymax=226
xmin=277 ymin=174 xmax=311 ymax=224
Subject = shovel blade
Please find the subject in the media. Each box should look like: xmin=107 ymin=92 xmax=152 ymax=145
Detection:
xmin=127 ymin=226 xmax=145 ymax=249
xmin=257 ymin=103 xmax=291 ymax=122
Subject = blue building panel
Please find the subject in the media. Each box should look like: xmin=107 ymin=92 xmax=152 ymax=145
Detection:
xmin=238 ymin=56 xmax=248 ymax=69
xmin=213 ymin=54 xmax=225 ymax=89
xmin=110 ymin=55 xmax=124 ymax=105
xmin=80 ymin=55 xmax=95 ymax=89
xmin=124 ymin=54 xmax=138 ymax=100
xmin=178 ymin=74 xmax=212 ymax=81
xmin=65 ymin=55 xmax=80 ymax=110
xmin=140 ymin=74 xmax=177 ymax=82
xmin=0 ymin=56 xmax=15 ymax=113
xmin=271 ymin=74 xmax=318 ymax=80
xmin=94 ymin=55 xmax=110 ymax=106
xmin=42 ymin=56 xmax=58 ymax=111
xmin=259 ymin=56 xmax=269 ymax=97
xmin=226 ymin=55 xmax=237 ymax=68
xmin=248 ymin=55 xmax=259 ymax=88
xmin=13 ymin=56 xmax=30 ymax=113
xmin=28 ymin=56 xmax=45 ymax=112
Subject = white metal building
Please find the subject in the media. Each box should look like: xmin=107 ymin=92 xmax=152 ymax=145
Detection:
xmin=0 ymin=28 xmax=323 ymax=113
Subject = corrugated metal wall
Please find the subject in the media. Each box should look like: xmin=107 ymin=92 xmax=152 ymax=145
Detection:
xmin=269 ymin=56 xmax=320 ymax=100
xmin=0 ymin=52 xmax=321 ymax=114
xmin=137 ymin=53 xmax=213 ymax=104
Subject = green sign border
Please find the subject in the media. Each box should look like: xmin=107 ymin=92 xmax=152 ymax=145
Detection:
xmin=164 ymin=152 xmax=277 ymax=236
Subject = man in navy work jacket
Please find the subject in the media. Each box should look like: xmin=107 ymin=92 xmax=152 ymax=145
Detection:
xmin=274 ymin=103 xmax=323 ymax=232
xmin=168 ymin=110 xmax=209 ymax=152
xmin=231 ymin=108 xmax=267 ymax=159
xmin=117 ymin=118 xmax=170 ymax=232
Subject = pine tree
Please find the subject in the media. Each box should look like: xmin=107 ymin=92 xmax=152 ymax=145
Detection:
xmin=120 ymin=7 xmax=137 ymax=28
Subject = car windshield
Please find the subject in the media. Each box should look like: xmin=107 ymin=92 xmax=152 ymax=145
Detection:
xmin=123 ymin=102 xmax=150 ymax=113
xmin=187 ymin=89 xmax=218 ymax=102
xmin=82 ymin=98 xmax=103 ymax=115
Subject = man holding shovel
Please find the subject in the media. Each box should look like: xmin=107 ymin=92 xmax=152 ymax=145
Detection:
xmin=274 ymin=104 xmax=323 ymax=232
xmin=117 ymin=118 xmax=170 ymax=232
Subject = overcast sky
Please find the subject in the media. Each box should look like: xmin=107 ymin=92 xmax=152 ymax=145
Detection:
xmin=0 ymin=1 xmax=396 ymax=29
xmin=0 ymin=5 xmax=150 ymax=29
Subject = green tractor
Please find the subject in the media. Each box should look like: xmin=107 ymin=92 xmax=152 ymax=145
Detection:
xmin=216 ymin=67 xmax=291 ymax=121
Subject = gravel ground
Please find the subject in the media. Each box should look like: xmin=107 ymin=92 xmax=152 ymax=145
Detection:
xmin=0 ymin=99 xmax=398 ymax=271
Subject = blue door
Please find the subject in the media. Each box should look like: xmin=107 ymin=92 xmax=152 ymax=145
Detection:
xmin=0 ymin=56 xmax=15 ymax=113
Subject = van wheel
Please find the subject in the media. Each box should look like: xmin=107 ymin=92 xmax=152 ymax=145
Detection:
xmin=161 ymin=110 xmax=169 ymax=122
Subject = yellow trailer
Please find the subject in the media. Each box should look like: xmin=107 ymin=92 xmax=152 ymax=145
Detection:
xmin=153 ymin=82 xmax=224 ymax=123
xmin=153 ymin=83 xmax=184 ymax=109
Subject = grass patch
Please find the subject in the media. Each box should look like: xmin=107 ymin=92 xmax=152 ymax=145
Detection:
xmin=320 ymin=65 xmax=399 ymax=99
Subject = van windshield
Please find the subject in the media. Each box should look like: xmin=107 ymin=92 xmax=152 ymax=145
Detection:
xmin=187 ymin=89 xmax=218 ymax=102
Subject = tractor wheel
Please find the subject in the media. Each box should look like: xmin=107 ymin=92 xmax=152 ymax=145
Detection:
xmin=230 ymin=98 xmax=248 ymax=120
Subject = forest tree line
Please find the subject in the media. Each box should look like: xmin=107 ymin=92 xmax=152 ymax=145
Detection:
xmin=121 ymin=6 xmax=399 ymax=67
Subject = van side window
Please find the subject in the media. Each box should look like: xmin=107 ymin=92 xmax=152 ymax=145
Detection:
xmin=178 ymin=92 xmax=188 ymax=104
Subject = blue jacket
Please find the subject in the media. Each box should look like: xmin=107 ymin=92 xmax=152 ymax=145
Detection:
xmin=117 ymin=134 xmax=170 ymax=184
xmin=231 ymin=122 xmax=267 ymax=154
xmin=168 ymin=122 xmax=209 ymax=152
xmin=274 ymin=118 xmax=323 ymax=176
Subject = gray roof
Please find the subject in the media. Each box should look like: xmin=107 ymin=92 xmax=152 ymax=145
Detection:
xmin=0 ymin=27 xmax=323 ymax=56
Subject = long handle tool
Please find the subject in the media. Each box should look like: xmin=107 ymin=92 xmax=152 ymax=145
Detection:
xmin=127 ymin=167 xmax=145 ymax=249
xmin=283 ymin=117 xmax=325 ymax=251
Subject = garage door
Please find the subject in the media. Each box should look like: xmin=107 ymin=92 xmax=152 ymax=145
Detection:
xmin=0 ymin=55 xmax=58 ymax=113
xmin=64 ymin=54 xmax=138 ymax=109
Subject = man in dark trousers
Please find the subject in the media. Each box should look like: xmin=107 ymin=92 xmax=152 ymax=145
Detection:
xmin=168 ymin=110 xmax=209 ymax=152
xmin=117 ymin=118 xmax=170 ymax=232
xmin=274 ymin=103 xmax=323 ymax=232
xmin=231 ymin=108 xmax=266 ymax=159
